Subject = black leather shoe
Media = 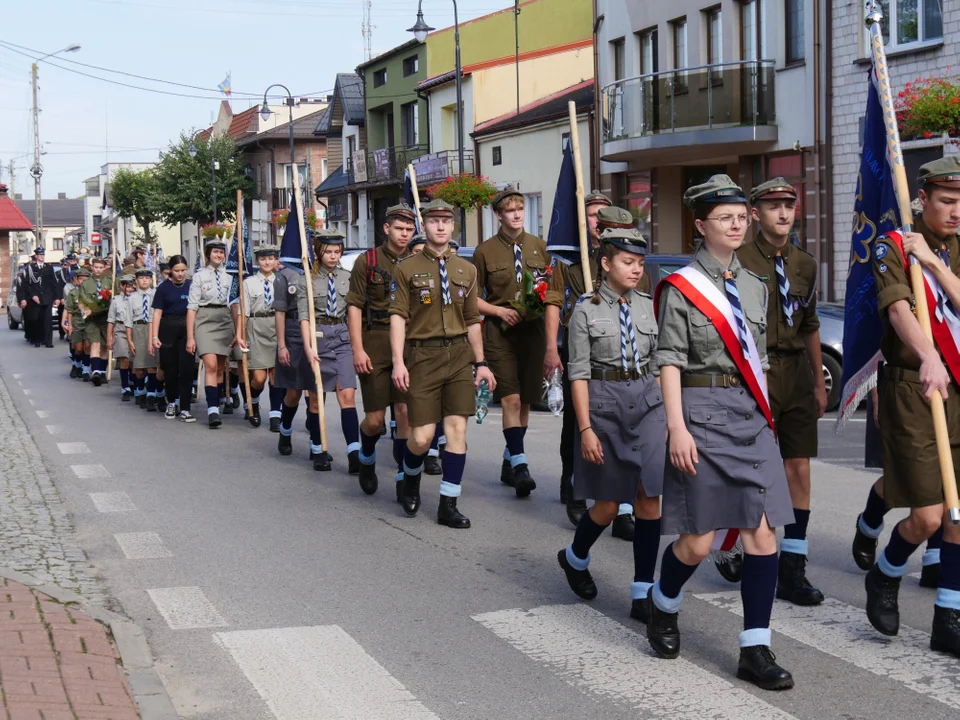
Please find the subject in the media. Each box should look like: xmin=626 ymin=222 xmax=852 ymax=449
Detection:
xmin=646 ymin=588 xmax=680 ymax=659
xmin=556 ymin=549 xmax=597 ymax=599
xmin=348 ymin=450 xmax=360 ymax=475
xmin=135 ymin=394 xmax=144 ymax=407
xmin=560 ymin=471 xmax=573 ymax=504
xmin=313 ymin=451 xmax=332 ymax=472
xmin=69 ymin=366 xmax=80 ymax=379
xmin=630 ymin=598 xmax=650 ymax=624
xmin=715 ymin=551 xmax=744 ymax=583
xmin=437 ymin=496 xmax=471 ymax=528
xmin=776 ymin=551 xmax=825 ymax=606
xmin=121 ymin=391 xmax=131 ymax=402
xmin=146 ymin=396 xmax=157 ymax=412
xmin=277 ymin=433 xmax=293 ymax=456
xmin=222 ymin=401 xmax=234 ymax=415
xmin=248 ymin=404 xmax=262 ymax=428
xmin=82 ymin=372 xmax=91 ymax=383
xmin=424 ymin=455 xmax=442 ymax=476
xmin=401 ymin=473 xmax=421 ymax=517
xmin=395 ymin=480 xmax=403 ymax=504
xmin=865 ymin=564 xmax=901 ymax=636
xmin=566 ymin=499 xmax=587 ymax=527
xmin=232 ymin=392 xmax=241 ymax=409
xmin=852 ymin=516 xmax=879 ymax=571
xmin=359 ymin=463 xmax=378 ymax=495
xmin=931 ymin=605 xmax=960 ymax=657
xmin=45 ymin=343 xmax=54 ymax=348
xmin=736 ymin=645 xmax=794 ymax=690
xmin=920 ymin=562 xmax=941 ymax=589
xmin=612 ymin=514 xmax=635 ymax=541
xmin=513 ymin=464 xmax=536 ymax=498
xmin=208 ymin=411 xmax=222 ymax=429
xmin=269 ymin=417 xmax=281 ymax=433
xmin=91 ymin=373 xmax=103 ymax=387
xmin=500 ymin=458 xmax=515 ymax=487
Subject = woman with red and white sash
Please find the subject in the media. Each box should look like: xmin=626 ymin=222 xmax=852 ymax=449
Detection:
xmin=647 ymin=174 xmax=795 ymax=690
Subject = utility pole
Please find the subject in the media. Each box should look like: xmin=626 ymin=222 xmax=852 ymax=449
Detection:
xmin=30 ymin=62 xmax=44 ymax=246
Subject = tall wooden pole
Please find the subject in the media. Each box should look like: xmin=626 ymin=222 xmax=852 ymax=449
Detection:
xmin=866 ymin=1 xmax=960 ymax=524
xmin=406 ymin=164 xmax=425 ymax=230
xmin=106 ymin=249 xmax=118 ymax=381
xmin=567 ymin=100 xmax=591 ymax=289
xmin=235 ymin=190 xmax=254 ymax=420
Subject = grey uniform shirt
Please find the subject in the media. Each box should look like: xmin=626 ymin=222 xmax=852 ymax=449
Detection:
xmin=567 ymin=280 xmax=659 ymax=381
xmin=125 ymin=288 xmax=156 ymax=328
xmin=187 ymin=266 xmax=230 ymax=311
xmin=297 ymin=266 xmax=350 ymax=321
xmin=242 ymin=272 xmax=277 ymax=316
xmin=107 ymin=294 xmax=131 ymax=327
xmin=657 ymin=248 xmax=769 ymax=373
xmin=272 ymin=266 xmax=301 ymax=318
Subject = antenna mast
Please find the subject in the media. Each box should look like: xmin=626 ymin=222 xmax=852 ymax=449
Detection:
xmin=362 ymin=0 xmax=374 ymax=61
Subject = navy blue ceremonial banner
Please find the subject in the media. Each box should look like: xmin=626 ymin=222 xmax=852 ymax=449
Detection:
xmin=546 ymin=139 xmax=580 ymax=266
xmin=194 ymin=244 xmax=202 ymax=273
xmin=838 ymin=68 xmax=902 ymax=425
xmin=278 ymin=196 xmax=313 ymax=273
xmin=403 ymin=169 xmax=423 ymax=234
xmin=227 ymin=207 xmax=253 ymax=304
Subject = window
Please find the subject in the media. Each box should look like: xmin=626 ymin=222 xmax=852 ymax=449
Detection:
xmin=401 ymin=101 xmax=419 ymax=147
xmin=284 ymin=163 xmax=307 ymax=189
xmin=403 ymin=55 xmax=419 ymax=76
xmin=523 ymin=193 xmax=542 ymax=237
xmin=561 ymin=132 xmax=570 ymax=151
xmin=637 ymin=28 xmax=658 ymax=75
xmin=492 ymin=146 xmax=502 ymax=166
xmin=705 ymin=7 xmax=722 ymax=81
xmin=741 ymin=0 xmax=765 ymax=60
xmin=92 ymin=214 xmax=101 ymax=230
xmin=53 ymin=237 xmax=64 ymax=251
xmin=321 ymin=157 xmax=328 ymax=182
xmin=611 ymin=38 xmax=626 ymax=80
xmin=671 ymin=18 xmax=688 ymax=88
xmin=373 ymin=68 xmax=387 ymax=88
xmin=871 ymin=0 xmax=942 ymax=51
xmin=785 ymin=0 xmax=804 ymax=63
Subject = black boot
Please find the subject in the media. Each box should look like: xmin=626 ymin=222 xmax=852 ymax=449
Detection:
xmin=512 ymin=464 xmax=536 ymax=498
xmin=499 ymin=458 xmax=515 ymax=487
xmin=931 ymin=605 xmax=960 ymax=657
xmin=560 ymin=471 xmax=572 ymax=504
xmin=348 ymin=450 xmax=360 ymax=475
xmin=82 ymin=372 xmax=90 ymax=382
xmin=776 ymin=551 xmax=825 ymax=606
xmin=277 ymin=433 xmax=293 ymax=456
xmin=395 ymin=479 xmax=403 ymax=504
xmin=69 ymin=366 xmax=80 ymax=379
xmin=715 ymin=551 xmax=744 ymax=583
xmin=630 ymin=598 xmax=650 ymax=625
xmin=269 ymin=417 xmax=281 ymax=433
xmin=566 ymin=499 xmax=587 ymax=527
xmin=207 ymin=410 xmax=222 ymax=429
xmin=612 ymin=514 xmax=635 ymax=541
xmin=424 ymin=455 xmax=442 ymax=476
xmin=222 ymin=399 xmax=234 ymax=415
xmin=645 ymin=588 xmax=680 ymax=659
xmin=437 ymin=496 xmax=471 ymax=528
xmin=146 ymin=396 xmax=157 ymax=412
xmin=121 ymin=390 xmax=132 ymax=402
xmin=401 ymin=472 xmax=421 ymax=517
xmin=920 ymin=563 xmax=942 ymax=589
xmin=232 ymin=391 xmax=241 ymax=409
xmin=248 ymin=404 xmax=261 ymax=428
xmin=136 ymin=393 xmax=145 ymax=407
xmin=358 ymin=462 xmax=378 ymax=495
xmin=852 ymin=516 xmax=879 ymax=571
xmin=313 ymin=451 xmax=332 ymax=472
xmin=91 ymin=372 xmax=103 ymax=387
xmin=865 ymin=564 xmax=901 ymax=636
xmin=556 ymin=549 xmax=597 ymax=599
xmin=736 ymin=645 xmax=794 ymax=690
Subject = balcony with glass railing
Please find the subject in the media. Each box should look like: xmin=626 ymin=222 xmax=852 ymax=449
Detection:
xmin=600 ymin=59 xmax=777 ymax=162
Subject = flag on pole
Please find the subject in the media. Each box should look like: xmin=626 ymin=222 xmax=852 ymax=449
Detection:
xmin=194 ymin=242 xmax=202 ymax=273
xmin=145 ymin=245 xmax=156 ymax=274
xmin=546 ymin=138 xmax=581 ymax=266
xmin=278 ymin=196 xmax=314 ymax=271
xmin=218 ymin=72 xmax=232 ymax=97
xmin=837 ymin=67 xmax=903 ymax=427
xmin=402 ymin=169 xmax=423 ymax=234
xmin=227 ymin=206 xmax=254 ymax=304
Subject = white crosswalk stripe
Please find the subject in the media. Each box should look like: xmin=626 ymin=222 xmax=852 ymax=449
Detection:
xmin=147 ymin=587 xmax=227 ymax=630
xmin=695 ymin=592 xmax=960 ymax=710
xmin=473 ymin=603 xmax=796 ymax=719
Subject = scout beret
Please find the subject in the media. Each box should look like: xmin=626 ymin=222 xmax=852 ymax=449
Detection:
xmin=749 ymin=177 xmax=797 ymax=203
xmin=135 ymin=268 xmax=153 ymax=277
xmin=119 ymin=273 xmax=135 ymax=284
xmin=585 ymin=190 xmax=612 ymax=208
xmin=421 ymin=198 xmax=456 ymax=217
xmin=600 ymin=227 xmax=648 ymax=255
xmin=683 ymin=174 xmax=748 ymax=209
xmin=34 ymin=246 xmax=45 ymax=254
xmin=597 ymin=206 xmax=635 ymax=230
xmin=254 ymin=244 xmax=280 ymax=256
xmin=313 ymin=228 xmax=345 ymax=246
xmin=409 ymin=234 xmax=427 ymax=248
xmin=75 ymin=267 xmax=91 ymax=277
xmin=204 ymin=240 xmax=226 ymax=251
xmin=918 ymin=156 xmax=960 ymax=188
xmin=491 ymin=185 xmax=523 ymax=210
xmin=385 ymin=203 xmax=417 ymax=222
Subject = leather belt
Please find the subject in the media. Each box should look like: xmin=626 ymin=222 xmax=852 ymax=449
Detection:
xmin=590 ymin=366 xmax=649 ymax=381
xmin=204 ymin=304 xmax=227 ymax=309
xmin=881 ymin=364 xmax=922 ymax=383
xmin=317 ymin=316 xmax=344 ymax=325
xmin=133 ymin=320 xmax=150 ymax=325
xmin=408 ymin=335 xmax=468 ymax=348
xmin=251 ymin=311 xmax=275 ymax=318
xmin=769 ymin=348 xmax=804 ymax=357
xmin=681 ymin=373 xmax=744 ymax=388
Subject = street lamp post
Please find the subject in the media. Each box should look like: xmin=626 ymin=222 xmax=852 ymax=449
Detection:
xmin=188 ymin=130 xmax=218 ymax=222
xmin=31 ymin=44 xmax=81 ymax=246
xmin=409 ymin=2 xmax=467 ymax=236
xmin=259 ymin=85 xmax=297 ymax=209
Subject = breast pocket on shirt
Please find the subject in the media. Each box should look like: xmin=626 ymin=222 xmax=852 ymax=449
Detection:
xmin=633 ymin=317 xmax=659 ymax=363
xmin=745 ymin=308 xmax=767 ymax=345
xmin=484 ymin=260 xmax=514 ymax=299
xmin=789 ymin=281 xmax=812 ymax=312
xmin=587 ymin=322 xmax=618 ymax=359
xmin=525 ymin=257 xmax=547 ymax=282
xmin=370 ymin=274 xmax=387 ymax=300
xmin=449 ymin=276 xmax=471 ymax=306
xmin=410 ymin=277 xmax=434 ymax=306
xmin=689 ymin=309 xmax=715 ymax=350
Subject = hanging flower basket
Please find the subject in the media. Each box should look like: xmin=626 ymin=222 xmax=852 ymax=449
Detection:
xmin=895 ymin=75 xmax=960 ymax=140
xmin=424 ymin=174 xmax=498 ymax=211
xmin=201 ymin=222 xmax=234 ymax=240
xmin=271 ymin=207 xmax=320 ymax=230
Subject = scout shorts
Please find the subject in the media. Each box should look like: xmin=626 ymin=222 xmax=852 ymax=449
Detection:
xmin=69 ymin=319 xmax=86 ymax=345
xmin=84 ymin=313 xmax=108 ymax=345
xmin=405 ymin=338 xmax=475 ymax=427
xmin=358 ymin=325 xmax=407 ymax=412
xmin=768 ymin=351 xmax=819 ymax=459
xmin=483 ymin=317 xmax=546 ymax=404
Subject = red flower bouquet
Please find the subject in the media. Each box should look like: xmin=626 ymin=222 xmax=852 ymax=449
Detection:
xmin=503 ymin=267 xmax=552 ymax=331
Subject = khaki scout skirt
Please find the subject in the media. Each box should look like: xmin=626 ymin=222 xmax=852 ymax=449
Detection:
xmin=194 ymin=305 xmax=233 ymax=357
xmin=306 ymin=322 xmax=356 ymax=393
xmin=111 ymin=323 xmax=130 ymax=360
xmin=130 ymin=322 xmax=157 ymax=370
xmin=245 ymin=315 xmax=277 ymax=370
xmin=661 ymin=384 xmax=794 ymax=535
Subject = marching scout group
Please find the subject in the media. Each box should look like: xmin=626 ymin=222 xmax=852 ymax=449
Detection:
xmin=50 ymin=157 xmax=960 ymax=690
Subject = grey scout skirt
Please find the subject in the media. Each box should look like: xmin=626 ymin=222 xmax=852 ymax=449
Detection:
xmin=130 ymin=323 xmax=157 ymax=370
xmin=574 ymin=374 xmax=666 ymax=503
xmin=112 ymin=326 xmax=130 ymax=361
xmin=245 ymin=315 xmax=276 ymax=370
xmin=661 ymin=384 xmax=794 ymax=535
xmin=194 ymin=305 xmax=233 ymax=358
xmin=305 ymin=322 xmax=356 ymax=393
xmin=274 ymin=319 xmax=312 ymax=391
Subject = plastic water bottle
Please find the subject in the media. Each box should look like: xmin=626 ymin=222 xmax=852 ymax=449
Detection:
xmin=476 ymin=380 xmax=491 ymax=424
xmin=547 ymin=368 xmax=564 ymax=416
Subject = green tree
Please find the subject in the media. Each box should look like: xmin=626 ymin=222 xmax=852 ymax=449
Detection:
xmin=156 ymin=131 xmax=254 ymax=227
xmin=111 ymin=167 xmax=164 ymax=246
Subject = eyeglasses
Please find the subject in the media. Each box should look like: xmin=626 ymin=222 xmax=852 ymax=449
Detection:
xmin=705 ymin=214 xmax=751 ymax=230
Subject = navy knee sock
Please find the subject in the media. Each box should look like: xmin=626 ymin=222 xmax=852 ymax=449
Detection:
xmin=135 ymin=375 xmax=146 ymax=395
xmin=569 ymin=512 xmax=609 ymax=564
xmin=924 ymin=525 xmax=944 ymax=567
xmin=440 ymin=452 xmax=466 ymax=497
xmin=633 ymin=518 xmax=662 ymax=588
xmin=879 ymin=522 xmax=921 ymax=577
xmin=156 ymin=377 xmax=165 ymax=395
xmin=280 ymin=401 xmax=298 ymax=435
xmin=305 ymin=411 xmax=322 ymax=454
xmin=146 ymin=373 xmax=157 ymax=397
xmin=862 ymin=485 xmax=888 ymax=531
xmin=341 ymin=408 xmax=360 ymax=453
xmin=655 ymin=543 xmax=700 ymax=605
xmin=393 ymin=438 xmax=406 ymax=469
xmin=503 ymin=426 xmax=526 ymax=467
xmin=928 ymin=525 xmax=944 ymax=550
xmin=402 ymin=447 xmax=426 ymax=476
xmin=740 ymin=552 xmax=779 ymax=647
xmin=204 ymin=385 xmax=219 ymax=411
xmin=782 ymin=508 xmax=811 ymax=556
xmin=360 ymin=429 xmax=379 ymax=463
xmin=119 ymin=368 xmax=130 ymax=391
xmin=269 ymin=385 xmax=284 ymax=415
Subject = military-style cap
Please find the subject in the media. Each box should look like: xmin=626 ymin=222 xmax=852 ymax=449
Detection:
xmin=600 ymin=227 xmax=648 ymax=255
xmin=384 ymin=203 xmax=417 ymax=222
xmin=65 ymin=253 xmax=77 ymax=260
xmin=409 ymin=234 xmax=427 ymax=248
xmin=918 ymin=156 xmax=960 ymax=188
xmin=119 ymin=273 xmax=135 ymax=284
xmin=421 ymin=198 xmax=456 ymax=217
xmin=750 ymin=177 xmax=797 ymax=203
xmin=135 ymin=268 xmax=153 ymax=277
xmin=683 ymin=174 xmax=748 ymax=209
xmin=130 ymin=244 xmax=146 ymax=253
xmin=34 ymin=247 xmax=45 ymax=254
xmin=75 ymin=267 xmax=91 ymax=278
xmin=204 ymin=240 xmax=226 ymax=251
xmin=313 ymin=228 xmax=345 ymax=246
xmin=448 ymin=240 xmax=459 ymax=250
xmin=597 ymin=206 xmax=634 ymax=230
xmin=492 ymin=185 xmax=523 ymax=210
xmin=585 ymin=190 xmax=612 ymax=208
xmin=254 ymin=244 xmax=280 ymax=256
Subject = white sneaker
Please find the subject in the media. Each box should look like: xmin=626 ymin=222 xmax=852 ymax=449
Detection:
xmin=178 ymin=411 xmax=197 ymax=423
xmin=165 ymin=403 xmax=177 ymax=419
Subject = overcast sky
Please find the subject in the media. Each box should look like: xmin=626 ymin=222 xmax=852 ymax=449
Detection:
xmin=0 ymin=0 xmax=508 ymax=200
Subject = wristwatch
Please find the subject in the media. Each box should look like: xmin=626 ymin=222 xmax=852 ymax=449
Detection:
xmin=473 ymin=360 xmax=489 ymax=369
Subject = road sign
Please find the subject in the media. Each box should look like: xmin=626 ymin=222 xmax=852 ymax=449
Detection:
xmin=90 ymin=232 xmax=101 ymax=245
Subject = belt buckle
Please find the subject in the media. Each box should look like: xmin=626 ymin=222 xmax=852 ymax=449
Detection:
xmin=729 ymin=375 xmax=741 ymax=387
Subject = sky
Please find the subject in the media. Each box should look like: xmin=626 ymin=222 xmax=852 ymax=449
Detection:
xmin=0 ymin=0 xmax=510 ymax=201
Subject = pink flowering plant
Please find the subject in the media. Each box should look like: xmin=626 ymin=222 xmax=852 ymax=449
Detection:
xmin=425 ymin=174 xmax=498 ymax=211
xmin=895 ymin=74 xmax=960 ymax=140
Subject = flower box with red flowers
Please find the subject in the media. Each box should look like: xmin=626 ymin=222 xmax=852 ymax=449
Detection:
xmin=895 ymin=74 xmax=960 ymax=141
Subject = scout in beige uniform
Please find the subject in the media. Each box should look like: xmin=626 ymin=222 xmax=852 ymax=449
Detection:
xmin=235 ymin=245 xmax=279 ymax=428
xmin=187 ymin=240 xmax=232 ymax=428
xmin=474 ymin=186 xmax=561 ymax=497
xmin=77 ymin=255 xmax=113 ymax=386
xmin=347 ymin=204 xmax=415 ymax=495
xmin=390 ymin=199 xmax=496 ymax=528
xmin=126 ymin=269 xmax=159 ymax=411
xmin=854 ymin=157 xmax=960 ymax=657
xmin=106 ymin=274 xmax=135 ymax=401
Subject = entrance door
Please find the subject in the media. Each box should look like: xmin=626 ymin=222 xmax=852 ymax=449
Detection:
xmin=681 ymin=165 xmax=728 ymax=253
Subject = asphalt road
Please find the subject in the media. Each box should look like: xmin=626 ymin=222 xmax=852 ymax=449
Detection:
xmin=1 ymin=327 xmax=955 ymax=720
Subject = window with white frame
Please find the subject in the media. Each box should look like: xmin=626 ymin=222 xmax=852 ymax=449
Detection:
xmin=523 ymin=193 xmax=542 ymax=237
xmin=672 ymin=18 xmax=688 ymax=88
xmin=867 ymin=0 xmax=943 ymax=52
xmin=706 ymin=7 xmax=722 ymax=82
xmin=321 ymin=157 xmax=328 ymax=181
xmin=284 ymin=163 xmax=308 ymax=189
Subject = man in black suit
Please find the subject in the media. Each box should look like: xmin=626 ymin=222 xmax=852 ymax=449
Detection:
xmin=18 ymin=247 xmax=62 ymax=348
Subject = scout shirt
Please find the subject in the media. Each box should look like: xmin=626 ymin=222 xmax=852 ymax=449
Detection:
xmin=657 ymin=248 xmax=769 ymax=373
xmin=566 ymin=280 xmax=659 ymax=381
xmin=346 ymin=246 xmax=408 ymax=326
xmin=873 ymin=216 xmax=960 ymax=371
xmin=473 ymin=229 xmax=561 ymax=310
xmin=64 ymin=285 xmax=85 ymax=327
xmin=552 ymin=255 xmax=653 ymax=327
xmin=272 ymin=266 xmax=302 ymax=320
xmin=77 ymin=270 xmax=114 ymax=316
xmin=738 ymin=235 xmax=819 ymax=352
xmin=241 ymin=272 xmax=278 ymax=317
xmin=298 ymin=266 xmax=350 ymax=322
xmin=125 ymin=287 xmax=156 ymax=329
xmin=107 ymin=292 xmax=132 ymax=329
xmin=389 ymin=247 xmax=480 ymax=340
xmin=187 ymin=265 xmax=230 ymax=311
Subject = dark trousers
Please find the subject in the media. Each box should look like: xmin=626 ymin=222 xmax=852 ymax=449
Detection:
xmin=158 ymin=316 xmax=192 ymax=412
xmin=24 ymin=303 xmax=52 ymax=346
xmin=559 ymin=339 xmax=574 ymax=478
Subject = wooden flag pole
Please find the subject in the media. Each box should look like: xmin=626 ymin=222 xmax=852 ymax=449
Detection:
xmin=407 ymin=164 xmax=425 ymax=230
xmin=292 ymin=178 xmax=329 ymax=450
xmin=235 ymin=190 xmax=255 ymax=420
xmin=866 ymin=1 xmax=960 ymax=524
xmin=106 ymin=250 xmax=119 ymax=381
xmin=567 ymin=100 xmax=591 ymax=289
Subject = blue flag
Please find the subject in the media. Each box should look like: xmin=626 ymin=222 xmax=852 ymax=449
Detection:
xmin=278 ymin=196 xmax=313 ymax=274
xmin=227 ymin=206 xmax=254 ymax=304
xmin=838 ymin=68 xmax=903 ymax=426
xmin=114 ymin=250 xmax=122 ymax=277
xmin=402 ymin=169 xmax=423 ymax=234
xmin=546 ymin=139 xmax=581 ymax=266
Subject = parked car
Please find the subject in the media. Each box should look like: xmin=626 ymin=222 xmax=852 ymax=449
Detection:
xmin=5 ymin=288 xmax=22 ymax=330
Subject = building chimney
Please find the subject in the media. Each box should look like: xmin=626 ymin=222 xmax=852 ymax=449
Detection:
xmin=58 ymin=192 xmax=67 ymax=200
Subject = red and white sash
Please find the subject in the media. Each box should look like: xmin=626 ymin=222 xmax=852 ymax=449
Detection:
xmin=886 ymin=231 xmax=960 ymax=385
xmin=655 ymin=266 xmax=775 ymax=432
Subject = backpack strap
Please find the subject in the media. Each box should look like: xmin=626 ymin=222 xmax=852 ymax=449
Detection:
xmin=365 ymin=248 xmax=377 ymax=284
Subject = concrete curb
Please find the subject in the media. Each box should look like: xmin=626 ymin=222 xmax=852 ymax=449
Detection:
xmin=0 ymin=566 xmax=179 ymax=720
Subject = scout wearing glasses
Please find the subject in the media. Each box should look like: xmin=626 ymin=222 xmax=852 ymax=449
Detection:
xmin=126 ymin=269 xmax=160 ymax=411
xmin=390 ymin=199 xmax=496 ymax=528
xmin=849 ymin=156 xmax=960 ymax=658
xmin=474 ymin=186 xmax=560 ymax=498
xmin=555 ymin=226 xmax=665 ymax=625
xmin=107 ymin=274 xmax=135 ymax=401
xmin=300 ymin=229 xmax=361 ymax=473
xmin=235 ymin=245 xmax=280 ymax=429
xmin=647 ymin=174 xmax=794 ymax=690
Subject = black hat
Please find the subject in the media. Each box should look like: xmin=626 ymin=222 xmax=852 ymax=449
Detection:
xmin=34 ymin=247 xmax=45 ymax=255
xmin=409 ymin=234 xmax=426 ymax=248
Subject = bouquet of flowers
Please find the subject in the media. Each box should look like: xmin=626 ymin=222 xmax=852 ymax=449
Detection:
xmin=97 ymin=287 xmax=113 ymax=305
xmin=502 ymin=268 xmax=551 ymax=331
